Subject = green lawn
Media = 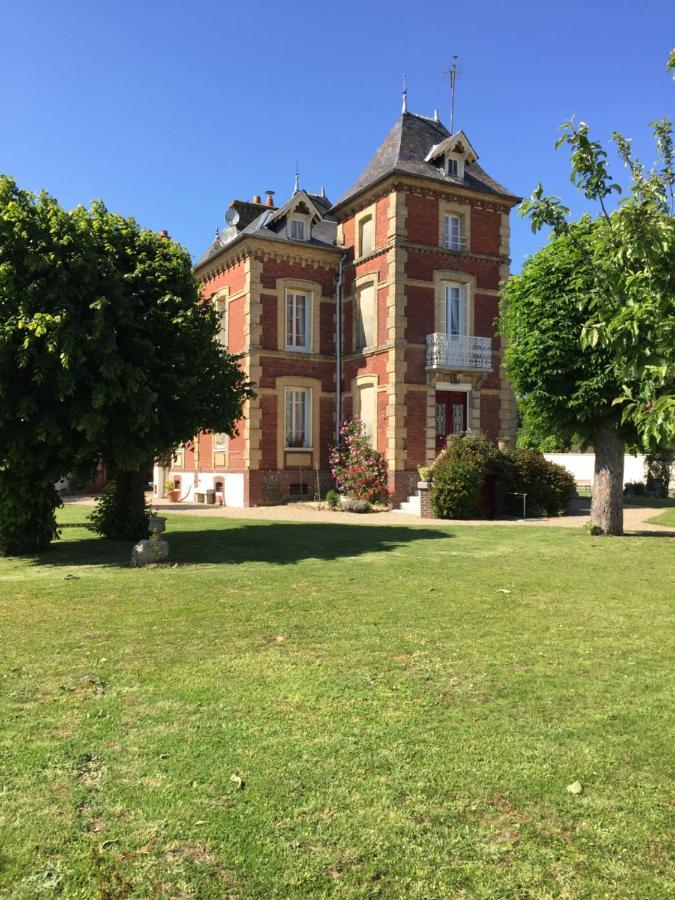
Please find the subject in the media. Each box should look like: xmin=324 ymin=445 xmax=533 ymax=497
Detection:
xmin=0 ymin=507 xmax=673 ymax=899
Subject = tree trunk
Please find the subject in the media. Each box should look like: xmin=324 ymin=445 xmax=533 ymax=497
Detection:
xmin=115 ymin=468 xmax=148 ymax=539
xmin=591 ymin=424 xmax=624 ymax=535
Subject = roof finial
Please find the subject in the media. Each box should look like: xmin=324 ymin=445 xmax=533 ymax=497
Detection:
xmin=442 ymin=55 xmax=459 ymax=133
xmin=293 ymin=163 xmax=300 ymax=194
xmin=433 ymin=108 xmax=439 ymax=122
xmin=401 ymin=72 xmax=408 ymax=114
xmin=214 ymin=225 xmax=220 ymax=239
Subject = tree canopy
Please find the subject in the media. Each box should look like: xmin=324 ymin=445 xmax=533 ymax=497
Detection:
xmin=501 ymin=115 xmax=674 ymax=534
xmin=0 ymin=176 xmax=251 ymax=553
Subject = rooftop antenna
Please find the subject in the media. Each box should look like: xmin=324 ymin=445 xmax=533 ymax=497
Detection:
xmin=293 ymin=163 xmax=300 ymax=194
xmin=401 ymin=72 xmax=408 ymax=114
xmin=442 ymin=55 xmax=460 ymax=133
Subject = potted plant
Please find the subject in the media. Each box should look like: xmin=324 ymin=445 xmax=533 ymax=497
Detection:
xmin=165 ymin=480 xmax=181 ymax=502
xmin=418 ymin=466 xmax=433 ymax=489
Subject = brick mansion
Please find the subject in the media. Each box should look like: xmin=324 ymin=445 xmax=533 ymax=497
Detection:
xmin=162 ymin=103 xmax=520 ymax=507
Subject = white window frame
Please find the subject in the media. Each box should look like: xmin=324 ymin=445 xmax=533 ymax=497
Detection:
xmin=445 ymin=282 xmax=468 ymax=336
xmin=289 ymin=218 xmax=307 ymax=241
xmin=358 ymin=215 xmax=374 ymax=256
xmin=445 ymin=152 xmax=464 ymax=180
xmin=355 ymin=281 xmax=377 ymax=351
xmin=284 ymin=387 xmax=311 ymax=449
xmin=285 ymin=290 xmax=311 ymax=352
xmin=443 ymin=214 xmax=462 ymax=251
xmin=213 ymin=433 xmax=227 ymax=451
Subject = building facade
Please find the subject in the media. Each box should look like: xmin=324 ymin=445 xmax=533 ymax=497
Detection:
xmin=164 ymin=110 xmax=520 ymax=507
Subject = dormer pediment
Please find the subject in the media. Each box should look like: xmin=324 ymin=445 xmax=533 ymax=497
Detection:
xmin=424 ymin=130 xmax=478 ymax=166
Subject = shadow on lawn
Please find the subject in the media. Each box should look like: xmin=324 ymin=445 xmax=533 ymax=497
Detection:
xmin=32 ymin=521 xmax=452 ymax=569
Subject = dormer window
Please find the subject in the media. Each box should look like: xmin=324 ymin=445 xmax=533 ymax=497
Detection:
xmin=290 ymin=218 xmax=307 ymax=241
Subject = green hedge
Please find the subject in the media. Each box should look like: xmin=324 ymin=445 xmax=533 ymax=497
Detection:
xmin=498 ymin=449 xmax=575 ymax=517
xmin=430 ymin=459 xmax=483 ymax=519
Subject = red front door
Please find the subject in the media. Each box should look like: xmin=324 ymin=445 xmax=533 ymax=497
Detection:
xmin=435 ymin=391 xmax=467 ymax=453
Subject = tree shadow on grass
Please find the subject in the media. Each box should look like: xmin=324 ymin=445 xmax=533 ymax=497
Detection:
xmin=29 ymin=521 xmax=453 ymax=569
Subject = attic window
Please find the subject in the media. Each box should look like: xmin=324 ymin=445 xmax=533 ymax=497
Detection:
xmin=290 ymin=219 xmax=307 ymax=241
xmin=446 ymin=154 xmax=463 ymax=179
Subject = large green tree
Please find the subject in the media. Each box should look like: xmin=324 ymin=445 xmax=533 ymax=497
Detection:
xmin=0 ymin=177 xmax=251 ymax=554
xmin=501 ymin=118 xmax=675 ymax=534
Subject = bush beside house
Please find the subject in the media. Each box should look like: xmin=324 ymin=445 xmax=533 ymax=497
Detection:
xmin=428 ymin=435 xmax=575 ymax=519
xmin=329 ymin=419 xmax=389 ymax=510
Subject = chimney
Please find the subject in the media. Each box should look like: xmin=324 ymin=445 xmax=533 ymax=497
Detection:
xmin=252 ymin=194 xmax=262 ymax=204
xmin=159 ymin=229 xmax=170 ymax=239
xmin=264 ymin=190 xmax=275 ymax=207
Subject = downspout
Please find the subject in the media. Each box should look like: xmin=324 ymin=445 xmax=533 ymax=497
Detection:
xmin=335 ymin=253 xmax=347 ymax=444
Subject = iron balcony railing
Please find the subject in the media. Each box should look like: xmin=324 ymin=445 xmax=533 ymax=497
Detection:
xmin=426 ymin=333 xmax=493 ymax=371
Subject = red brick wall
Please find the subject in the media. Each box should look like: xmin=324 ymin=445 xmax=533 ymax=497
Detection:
xmin=260 ymin=258 xmax=336 ymax=295
xmin=404 ymin=193 xmax=439 ymax=245
xmin=261 ymin=294 xmax=278 ymax=349
xmin=375 ymin=195 xmax=389 ymax=247
xmin=471 ymin=207 xmax=501 ymax=256
xmin=405 ymin=284 xmax=435 ymax=343
xmin=228 ymin=296 xmax=246 ymax=354
xmin=405 ymin=250 xmax=500 ymax=291
xmin=320 ymin=302 xmax=335 ymax=355
xmin=258 ymin=357 xmax=334 ymax=392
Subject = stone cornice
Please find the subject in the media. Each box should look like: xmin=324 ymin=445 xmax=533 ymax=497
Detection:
xmin=332 ymin=172 xmax=518 ymax=222
xmin=198 ymin=235 xmax=342 ymax=285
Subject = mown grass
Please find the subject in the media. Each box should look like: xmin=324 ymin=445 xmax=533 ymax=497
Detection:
xmin=0 ymin=506 xmax=673 ymax=898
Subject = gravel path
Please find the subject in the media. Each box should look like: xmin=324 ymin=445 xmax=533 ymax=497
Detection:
xmin=65 ymin=496 xmax=674 ymax=536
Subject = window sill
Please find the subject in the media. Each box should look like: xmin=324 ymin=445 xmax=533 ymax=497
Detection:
xmin=285 ymin=446 xmax=314 ymax=452
xmin=284 ymin=346 xmax=312 ymax=353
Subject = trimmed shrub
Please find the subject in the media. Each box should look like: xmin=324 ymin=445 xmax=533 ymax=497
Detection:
xmin=88 ymin=481 xmax=150 ymax=540
xmin=432 ymin=433 xmax=500 ymax=476
xmin=330 ymin=418 xmax=389 ymax=504
xmin=645 ymin=450 xmax=673 ymax=498
xmin=498 ymin=449 xmax=575 ymax=516
xmin=0 ymin=473 xmax=61 ymax=555
xmin=325 ymin=489 xmax=339 ymax=510
xmin=429 ymin=459 xmax=483 ymax=519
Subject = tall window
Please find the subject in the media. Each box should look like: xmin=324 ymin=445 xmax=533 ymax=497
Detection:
xmin=214 ymin=296 xmax=227 ymax=346
xmin=290 ymin=219 xmax=306 ymax=240
xmin=445 ymin=283 xmax=467 ymax=336
xmin=359 ymin=215 xmax=374 ymax=256
xmin=447 ymin=157 xmax=459 ymax=177
xmin=286 ymin=291 xmax=310 ymax=350
xmin=356 ymin=283 xmax=376 ymax=350
xmin=214 ymin=433 xmax=227 ymax=451
xmin=285 ymin=388 xmax=310 ymax=448
xmin=443 ymin=214 xmax=462 ymax=251
xmin=356 ymin=382 xmax=377 ymax=448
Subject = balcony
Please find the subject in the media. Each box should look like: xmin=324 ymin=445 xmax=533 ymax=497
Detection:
xmin=426 ymin=333 xmax=493 ymax=371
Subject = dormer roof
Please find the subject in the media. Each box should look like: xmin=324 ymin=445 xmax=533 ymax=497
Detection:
xmin=424 ymin=130 xmax=478 ymax=165
xmin=267 ymin=190 xmax=329 ymax=226
xmin=333 ymin=112 xmax=518 ymax=211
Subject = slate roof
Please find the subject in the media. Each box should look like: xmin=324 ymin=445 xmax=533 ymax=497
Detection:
xmin=195 ymin=191 xmax=338 ymax=270
xmin=333 ymin=112 xmax=518 ymax=209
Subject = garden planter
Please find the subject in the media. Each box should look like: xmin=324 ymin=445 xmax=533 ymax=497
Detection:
xmin=166 ymin=489 xmax=181 ymax=503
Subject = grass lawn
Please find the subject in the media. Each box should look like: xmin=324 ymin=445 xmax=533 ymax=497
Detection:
xmin=0 ymin=507 xmax=673 ymax=898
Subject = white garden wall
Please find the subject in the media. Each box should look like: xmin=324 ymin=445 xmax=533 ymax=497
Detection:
xmin=543 ymin=453 xmax=673 ymax=488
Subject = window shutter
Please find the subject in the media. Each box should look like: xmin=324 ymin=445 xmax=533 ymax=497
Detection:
xmin=458 ymin=285 xmax=467 ymax=335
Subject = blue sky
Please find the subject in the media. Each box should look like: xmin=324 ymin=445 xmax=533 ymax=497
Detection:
xmin=1 ymin=0 xmax=672 ymax=271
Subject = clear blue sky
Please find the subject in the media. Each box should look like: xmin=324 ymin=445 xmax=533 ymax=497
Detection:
xmin=1 ymin=0 xmax=672 ymax=271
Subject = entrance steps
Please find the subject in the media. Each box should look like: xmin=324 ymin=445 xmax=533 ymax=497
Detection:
xmin=394 ymin=491 xmax=421 ymax=515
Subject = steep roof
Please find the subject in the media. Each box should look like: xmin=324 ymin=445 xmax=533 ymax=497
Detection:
xmin=333 ymin=112 xmax=518 ymax=209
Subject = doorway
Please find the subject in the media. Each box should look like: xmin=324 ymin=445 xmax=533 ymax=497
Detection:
xmin=435 ymin=390 xmax=467 ymax=453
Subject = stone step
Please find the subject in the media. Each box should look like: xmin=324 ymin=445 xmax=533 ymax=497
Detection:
xmin=394 ymin=492 xmax=421 ymax=515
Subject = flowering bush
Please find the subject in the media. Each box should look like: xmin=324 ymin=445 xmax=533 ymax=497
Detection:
xmin=329 ymin=418 xmax=389 ymax=504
